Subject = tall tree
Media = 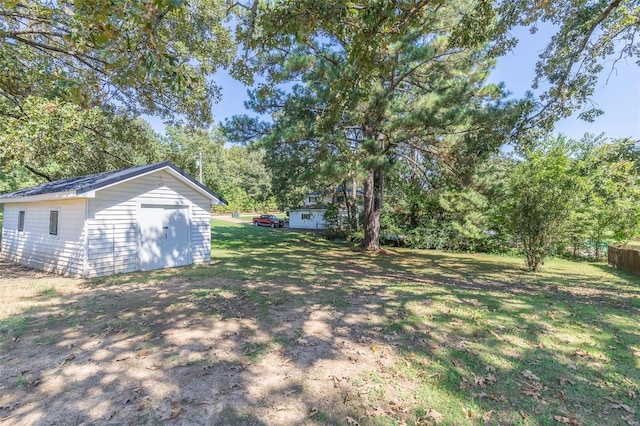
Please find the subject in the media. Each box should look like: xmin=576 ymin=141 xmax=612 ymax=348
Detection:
xmin=0 ymin=0 xmax=235 ymax=182
xmin=162 ymin=126 xmax=276 ymax=211
xmin=0 ymin=0 xmax=234 ymax=125
xmin=579 ymin=137 xmax=640 ymax=256
xmin=233 ymin=0 xmax=526 ymax=250
xmin=224 ymin=145 xmax=277 ymax=212
xmin=498 ymin=0 xmax=640 ymax=129
xmin=162 ymin=126 xmax=229 ymax=191
xmin=0 ymin=98 xmax=163 ymax=181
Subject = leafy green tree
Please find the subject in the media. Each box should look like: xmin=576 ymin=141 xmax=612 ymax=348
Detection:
xmin=162 ymin=126 xmax=226 ymax=189
xmin=162 ymin=126 xmax=276 ymax=212
xmin=502 ymin=138 xmax=585 ymax=271
xmin=579 ymin=137 xmax=640 ymax=256
xmin=0 ymin=0 xmax=235 ymax=182
xmin=498 ymin=0 xmax=640 ymax=128
xmin=232 ymin=0 xmax=526 ymax=250
xmin=0 ymin=0 xmax=234 ymax=125
xmin=0 ymin=98 xmax=163 ymax=181
xmin=224 ymin=146 xmax=277 ymax=212
xmin=0 ymin=166 xmax=41 ymax=193
xmin=384 ymin=148 xmax=515 ymax=252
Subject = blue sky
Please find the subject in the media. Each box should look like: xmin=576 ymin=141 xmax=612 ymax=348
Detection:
xmin=489 ymin=26 xmax=639 ymax=141
xmin=149 ymin=27 xmax=639 ymax=141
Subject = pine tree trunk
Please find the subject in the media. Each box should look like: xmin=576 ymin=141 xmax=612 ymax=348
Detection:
xmin=352 ymin=177 xmax=359 ymax=232
xmin=363 ymin=167 xmax=383 ymax=251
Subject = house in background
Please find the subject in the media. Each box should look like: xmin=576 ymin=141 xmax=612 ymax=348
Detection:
xmin=0 ymin=161 xmax=226 ymax=277
xmin=288 ymin=187 xmax=363 ymax=230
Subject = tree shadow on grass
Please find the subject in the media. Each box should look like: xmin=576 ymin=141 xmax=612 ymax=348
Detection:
xmin=0 ymin=231 xmax=638 ymax=424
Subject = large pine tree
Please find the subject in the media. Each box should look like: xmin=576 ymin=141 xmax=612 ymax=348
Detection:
xmin=233 ymin=0 xmax=525 ymax=249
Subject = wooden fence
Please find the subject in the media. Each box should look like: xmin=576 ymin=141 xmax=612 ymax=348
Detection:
xmin=608 ymin=245 xmax=640 ymax=277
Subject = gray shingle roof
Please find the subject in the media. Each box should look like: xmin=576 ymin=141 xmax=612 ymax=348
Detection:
xmin=0 ymin=161 xmax=227 ymax=204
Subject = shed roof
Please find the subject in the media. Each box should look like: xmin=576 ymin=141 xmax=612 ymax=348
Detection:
xmin=0 ymin=161 xmax=227 ymax=204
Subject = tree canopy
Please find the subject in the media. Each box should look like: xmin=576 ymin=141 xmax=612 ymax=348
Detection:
xmin=0 ymin=98 xmax=163 ymax=181
xmin=498 ymin=0 xmax=640 ymax=128
xmin=232 ymin=0 xmax=527 ymax=250
xmin=162 ymin=126 xmax=277 ymax=212
xmin=0 ymin=0 xmax=235 ymax=182
xmin=0 ymin=0 xmax=234 ymax=125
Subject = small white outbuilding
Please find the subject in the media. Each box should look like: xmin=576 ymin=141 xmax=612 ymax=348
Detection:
xmin=0 ymin=161 xmax=226 ymax=277
xmin=288 ymin=206 xmax=329 ymax=230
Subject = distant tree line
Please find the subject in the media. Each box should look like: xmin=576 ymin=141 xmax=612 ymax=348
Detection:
xmin=0 ymin=123 xmax=277 ymax=213
xmin=1 ymin=0 xmax=638 ymax=270
xmin=379 ymin=134 xmax=640 ymax=271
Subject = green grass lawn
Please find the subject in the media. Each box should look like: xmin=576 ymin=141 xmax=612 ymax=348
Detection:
xmin=2 ymin=219 xmax=638 ymax=425
xmin=203 ymin=219 xmax=640 ymax=425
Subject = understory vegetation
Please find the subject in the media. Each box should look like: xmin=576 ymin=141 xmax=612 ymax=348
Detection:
xmin=323 ymin=136 xmax=640 ymax=272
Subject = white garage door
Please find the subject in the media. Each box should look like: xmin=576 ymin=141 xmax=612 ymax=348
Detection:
xmin=138 ymin=204 xmax=191 ymax=271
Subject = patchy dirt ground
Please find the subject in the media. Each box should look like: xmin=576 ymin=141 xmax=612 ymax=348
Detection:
xmin=1 ymin=249 xmax=639 ymax=426
xmin=0 ymin=261 xmax=423 ymax=425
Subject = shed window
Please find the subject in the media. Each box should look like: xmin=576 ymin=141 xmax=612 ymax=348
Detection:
xmin=49 ymin=210 xmax=58 ymax=235
xmin=302 ymin=213 xmax=311 ymax=220
xmin=18 ymin=210 xmax=25 ymax=232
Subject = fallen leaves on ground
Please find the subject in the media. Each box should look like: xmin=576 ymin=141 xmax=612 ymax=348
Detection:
xmin=170 ymin=401 xmax=184 ymax=419
xmin=614 ymin=404 xmax=636 ymax=414
xmin=553 ymin=414 xmax=581 ymax=425
xmin=522 ymin=370 xmax=541 ymax=382
xmin=420 ymin=408 xmax=444 ymax=424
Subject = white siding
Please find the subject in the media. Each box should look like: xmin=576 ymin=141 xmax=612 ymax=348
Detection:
xmin=85 ymin=170 xmax=211 ymax=277
xmin=289 ymin=209 xmax=327 ymax=230
xmin=0 ymin=199 xmax=86 ymax=276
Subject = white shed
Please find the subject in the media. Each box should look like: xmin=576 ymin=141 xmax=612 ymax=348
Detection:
xmin=0 ymin=161 xmax=226 ymax=277
xmin=288 ymin=207 xmax=328 ymax=230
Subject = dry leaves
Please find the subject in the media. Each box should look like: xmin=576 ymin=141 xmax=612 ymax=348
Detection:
xmin=559 ymin=377 xmax=575 ymax=386
xmin=573 ymin=349 xmax=589 ymax=358
xmin=170 ymin=401 xmax=184 ymax=419
xmin=520 ymin=370 xmax=547 ymax=400
xmin=472 ymin=373 xmax=486 ymax=387
xmin=522 ymin=370 xmax=541 ymax=382
xmin=615 ymin=404 xmax=636 ymax=414
xmin=135 ymin=348 xmax=150 ymax=358
xmin=329 ymin=375 xmax=345 ymax=387
xmin=452 ymin=358 xmax=464 ymax=368
xmin=622 ymin=414 xmax=639 ymax=426
xmin=553 ymin=414 xmax=581 ymax=425
xmin=485 ymin=374 xmax=497 ymax=385
xmin=420 ymin=408 xmax=444 ymax=424
xmin=604 ymin=397 xmax=637 ymax=414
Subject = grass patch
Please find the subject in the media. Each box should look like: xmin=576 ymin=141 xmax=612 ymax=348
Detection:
xmin=13 ymin=372 xmax=28 ymax=387
xmin=207 ymin=220 xmax=640 ymax=425
xmin=35 ymin=285 xmax=58 ymax=297
xmin=1 ymin=221 xmax=638 ymax=425
xmin=0 ymin=315 xmax=30 ymax=346
xmin=242 ymin=341 xmax=272 ymax=363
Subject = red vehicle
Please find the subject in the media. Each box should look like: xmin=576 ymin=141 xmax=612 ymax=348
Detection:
xmin=253 ymin=214 xmax=285 ymax=228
